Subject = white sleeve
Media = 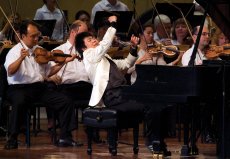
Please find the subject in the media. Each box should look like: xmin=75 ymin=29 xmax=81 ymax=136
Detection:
xmin=84 ymin=27 xmax=116 ymax=63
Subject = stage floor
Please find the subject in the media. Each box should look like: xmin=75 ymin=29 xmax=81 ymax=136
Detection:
xmin=0 ymin=119 xmax=217 ymax=159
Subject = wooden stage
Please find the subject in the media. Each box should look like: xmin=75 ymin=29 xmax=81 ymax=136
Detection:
xmin=0 ymin=119 xmax=217 ymax=159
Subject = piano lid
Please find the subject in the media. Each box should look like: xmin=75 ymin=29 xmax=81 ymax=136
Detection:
xmin=196 ymin=0 xmax=230 ymax=38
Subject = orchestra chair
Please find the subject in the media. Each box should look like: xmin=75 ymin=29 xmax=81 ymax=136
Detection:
xmin=82 ymin=107 xmax=141 ymax=156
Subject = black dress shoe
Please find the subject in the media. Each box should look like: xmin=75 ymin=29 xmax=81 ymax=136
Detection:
xmin=151 ymin=141 xmax=171 ymax=157
xmin=56 ymin=138 xmax=83 ymax=147
xmin=4 ymin=139 xmax=18 ymax=150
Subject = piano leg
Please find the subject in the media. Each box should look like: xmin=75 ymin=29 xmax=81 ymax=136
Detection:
xmin=181 ymin=102 xmax=199 ymax=156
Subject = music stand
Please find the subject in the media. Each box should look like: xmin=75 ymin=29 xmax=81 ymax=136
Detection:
xmin=0 ymin=47 xmax=11 ymax=65
xmin=33 ymin=19 xmax=56 ymax=38
xmin=93 ymin=11 xmax=134 ymax=33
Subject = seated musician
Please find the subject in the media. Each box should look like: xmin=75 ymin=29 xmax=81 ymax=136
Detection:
xmin=128 ymin=24 xmax=183 ymax=84
xmin=46 ymin=20 xmax=92 ymax=137
xmin=171 ymin=18 xmax=193 ymax=46
xmin=128 ymin=24 xmax=181 ymax=155
xmin=212 ymin=28 xmax=229 ymax=46
xmin=182 ymin=25 xmax=220 ymax=144
xmin=49 ymin=20 xmax=92 ymax=102
xmin=153 ymin=14 xmax=172 ymax=46
xmin=3 ymin=20 xmax=81 ymax=149
xmin=181 ymin=26 xmax=217 ymax=66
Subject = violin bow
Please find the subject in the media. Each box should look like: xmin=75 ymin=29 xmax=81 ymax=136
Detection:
xmin=150 ymin=0 xmax=170 ymax=39
xmin=0 ymin=5 xmax=25 ymax=49
xmin=162 ymin=0 xmax=194 ymax=43
xmin=8 ymin=0 xmax=19 ymax=41
xmin=131 ymin=0 xmax=149 ymax=51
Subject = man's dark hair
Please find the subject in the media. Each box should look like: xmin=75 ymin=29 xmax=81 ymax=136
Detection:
xmin=75 ymin=10 xmax=90 ymax=20
xmin=75 ymin=32 xmax=93 ymax=57
xmin=19 ymin=20 xmax=39 ymax=38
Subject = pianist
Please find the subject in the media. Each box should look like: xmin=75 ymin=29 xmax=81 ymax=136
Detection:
xmin=75 ymin=15 xmax=144 ymax=136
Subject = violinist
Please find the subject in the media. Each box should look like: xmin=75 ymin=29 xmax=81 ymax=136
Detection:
xmin=171 ymin=18 xmax=193 ymax=46
xmin=153 ymin=14 xmax=173 ymax=46
xmin=127 ymin=24 xmax=181 ymax=156
xmin=4 ymin=20 xmax=81 ymax=149
xmin=212 ymin=28 xmax=229 ymax=46
xmin=128 ymin=24 xmax=183 ymax=84
xmin=46 ymin=20 xmax=93 ymax=134
xmin=182 ymin=26 xmax=214 ymax=66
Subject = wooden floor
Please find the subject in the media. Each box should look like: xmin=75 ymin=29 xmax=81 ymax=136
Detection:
xmin=0 ymin=119 xmax=217 ymax=159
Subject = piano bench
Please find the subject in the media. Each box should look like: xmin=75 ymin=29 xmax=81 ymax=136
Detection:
xmin=82 ymin=107 xmax=139 ymax=156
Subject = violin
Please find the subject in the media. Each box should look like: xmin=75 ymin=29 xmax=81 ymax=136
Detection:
xmin=147 ymin=44 xmax=180 ymax=57
xmin=34 ymin=47 xmax=72 ymax=64
xmin=205 ymin=44 xmax=230 ymax=59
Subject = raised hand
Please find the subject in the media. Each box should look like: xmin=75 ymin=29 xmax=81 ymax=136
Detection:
xmin=135 ymin=51 xmax=152 ymax=64
xmin=130 ymin=34 xmax=139 ymax=47
xmin=108 ymin=16 xmax=117 ymax=23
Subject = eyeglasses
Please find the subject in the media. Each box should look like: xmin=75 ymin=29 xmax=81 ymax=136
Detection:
xmin=194 ymin=32 xmax=211 ymax=36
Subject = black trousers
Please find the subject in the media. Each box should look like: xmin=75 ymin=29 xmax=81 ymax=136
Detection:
xmin=103 ymin=87 xmax=144 ymax=126
xmin=57 ymin=81 xmax=92 ymax=101
xmin=7 ymin=82 xmax=76 ymax=139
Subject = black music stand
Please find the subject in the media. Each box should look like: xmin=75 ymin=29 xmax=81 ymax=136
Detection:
xmin=33 ymin=19 xmax=56 ymax=38
xmin=93 ymin=11 xmax=134 ymax=34
xmin=0 ymin=47 xmax=11 ymax=65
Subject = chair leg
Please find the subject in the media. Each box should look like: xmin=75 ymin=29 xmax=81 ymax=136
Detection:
xmin=26 ymin=111 xmax=30 ymax=148
xmin=133 ymin=124 xmax=139 ymax=154
xmin=86 ymin=127 xmax=93 ymax=155
xmin=108 ymin=128 xmax=117 ymax=156
xmin=51 ymin=113 xmax=57 ymax=144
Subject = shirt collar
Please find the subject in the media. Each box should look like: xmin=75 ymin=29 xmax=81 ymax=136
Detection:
xmin=104 ymin=0 xmax=119 ymax=7
xmin=41 ymin=4 xmax=59 ymax=13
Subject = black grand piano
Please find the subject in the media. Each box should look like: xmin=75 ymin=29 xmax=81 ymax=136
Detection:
xmin=123 ymin=0 xmax=230 ymax=158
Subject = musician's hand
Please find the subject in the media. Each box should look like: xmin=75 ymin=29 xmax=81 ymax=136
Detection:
xmin=46 ymin=75 xmax=62 ymax=85
xmin=65 ymin=54 xmax=77 ymax=63
xmin=108 ymin=16 xmax=117 ymax=23
xmin=130 ymin=34 xmax=139 ymax=48
xmin=42 ymin=36 xmax=50 ymax=42
xmin=20 ymin=48 xmax=29 ymax=60
xmin=161 ymin=38 xmax=172 ymax=46
xmin=135 ymin=52 xmax=152 ymax=64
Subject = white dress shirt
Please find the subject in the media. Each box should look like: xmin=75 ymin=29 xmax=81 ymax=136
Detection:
xmin=91 ymin=0 xmax=129 ymax=24
xmin=181 ymin=45 xmax=208 ymax=66
xmin=53 ymin=40 xmax=90 ymax=84
xmin=34 ymin=4 xmax=66 ymax=41
xmin=4 ymin=43 xmax=51 ymax=84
